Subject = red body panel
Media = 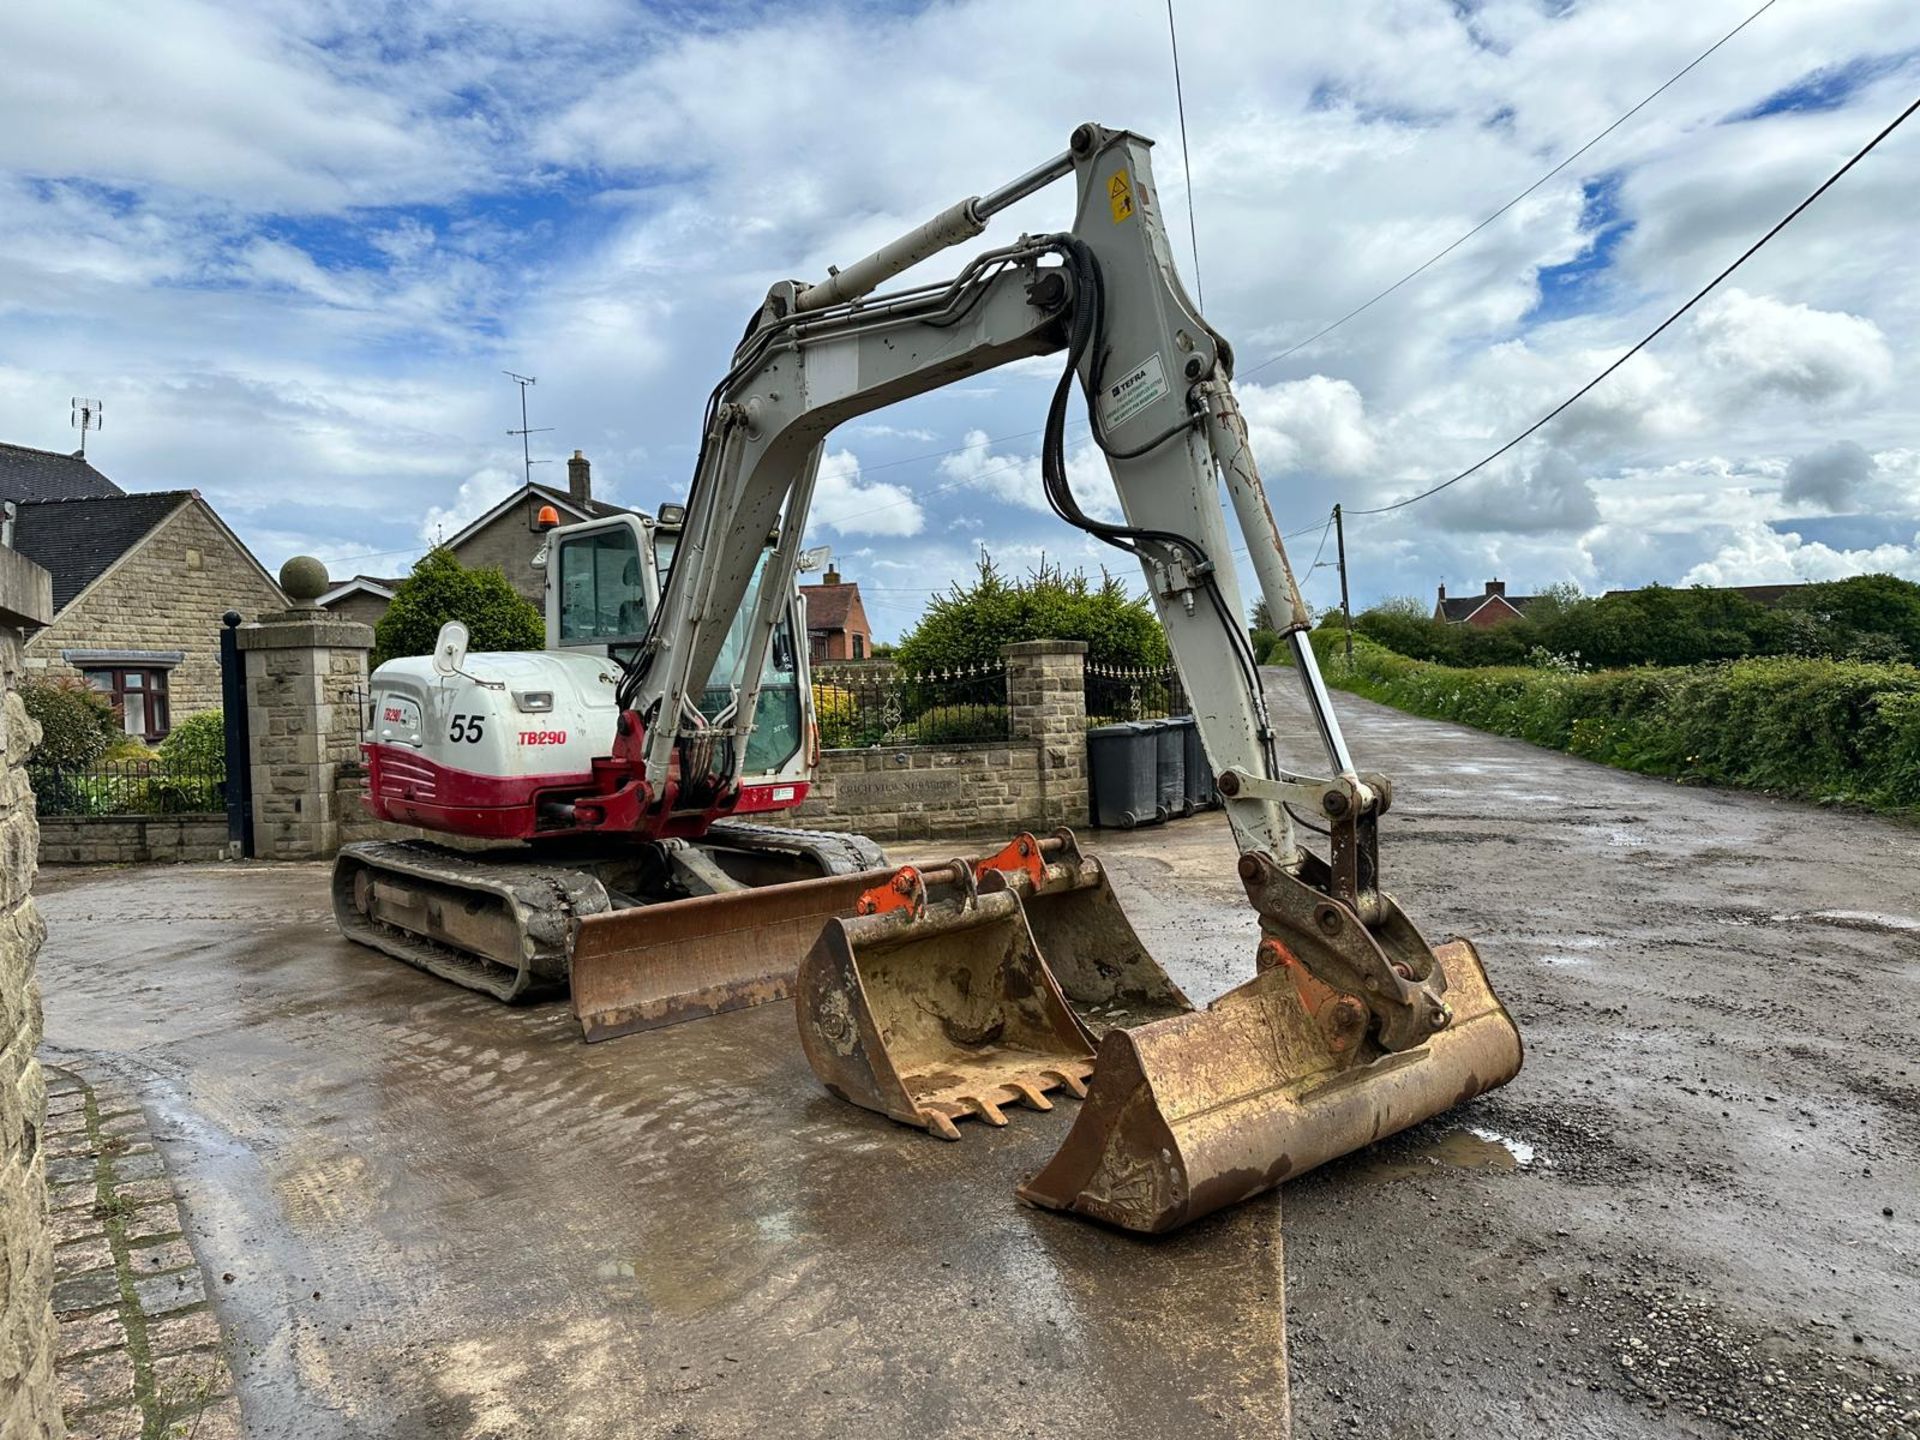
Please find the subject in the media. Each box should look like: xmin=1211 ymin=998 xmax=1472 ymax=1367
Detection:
xmin=362 ymin=742 xmax=807 ymax=841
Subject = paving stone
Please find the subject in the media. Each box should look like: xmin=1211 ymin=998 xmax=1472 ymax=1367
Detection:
xmin=165 ymin=1394 xmax=245 ymax=1440
xmin=47 ymin=1153 xmax=98 ymax=1185
xmin=54 ymin=1234 xmax=115 ymax=1279
xmin=153 ymin=1347 xmax=235 ymax=1407
xmin=125 ymin=1236 xmax=197 ymax=1276
xmin=96 ymin=1111 xmax=145 ymax=1138
xmin=53 ymin=1269 xmax=124 ymax=1317
xmin=45 ymin=1090 xmax=87 ymax=1116
xmin=50 ymin=1176 xmax=99 ymax=1212
xmin=56 ymin=1308 xmax=129 ymax=1361
xmin=46 ymin=1129 xmax=99 ymax=1160
xmin=45 ymin=1070 xmax=84 ymax=1096
xmin=111 ymin=1176 xmax=175 ymax=1207
xmin=44 ymin=1107 xmax=91 ymax=1137
xmin=109 ymin=1149 xmax=166 ymax=1182
xmin=122 ymin=1200 xmax=184 ymax=1243
xmin=145 ymin=1307 xmax=222 ymax=1358
xmin=56 ymin=1348 xmax=135 ymax=1414
xmin=134 ymin=1265 xmax=207 ymax=1317
xmin=50 ymin=1205 xmax=108 ymax=1246
xmin=60 ymin=1405 xmax=140 ymax=1440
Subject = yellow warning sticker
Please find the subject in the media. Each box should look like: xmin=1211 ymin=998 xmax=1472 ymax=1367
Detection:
xmin=1108 ymin=168 xmax=1134 ymax=224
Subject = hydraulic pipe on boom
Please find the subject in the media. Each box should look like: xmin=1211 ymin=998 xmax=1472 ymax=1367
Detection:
xmin=616 ymin=122 xmax=1522 ymax=1234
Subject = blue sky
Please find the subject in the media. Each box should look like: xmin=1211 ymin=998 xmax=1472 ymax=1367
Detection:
xmin=3 ymin=0 xmax=1920 ymax=636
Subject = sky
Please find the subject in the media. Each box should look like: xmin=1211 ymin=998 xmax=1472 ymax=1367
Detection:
xmin=2 ymin=0 xmax=1919 ymax=638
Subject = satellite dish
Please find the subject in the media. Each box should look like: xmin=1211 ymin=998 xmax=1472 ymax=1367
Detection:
xmin=431 ymin=621 xmax=471 ymax=677
xmin=797 ymin=545 xmax=833 ymax=574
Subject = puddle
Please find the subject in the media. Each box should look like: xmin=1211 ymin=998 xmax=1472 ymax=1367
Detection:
xmin=1538 ymin=954 xmax=1591 ymax=967
xmin=1348 ymin=1126 xmax=1546 ymax=1184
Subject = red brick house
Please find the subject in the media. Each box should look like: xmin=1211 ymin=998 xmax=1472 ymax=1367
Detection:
xmin=1435 ymin=579 xmax=1539 ymax=628
xmin=802 ymin=567 xmax=873 ymax=661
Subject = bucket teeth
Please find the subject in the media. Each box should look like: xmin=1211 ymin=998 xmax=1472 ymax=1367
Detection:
xmin=796 ymin=889 xmax=1098 ymax=1139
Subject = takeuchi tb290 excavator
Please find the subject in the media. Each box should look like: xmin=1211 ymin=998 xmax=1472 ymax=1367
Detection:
xmin=333 ymin=122 xmax=1522 ymax=1235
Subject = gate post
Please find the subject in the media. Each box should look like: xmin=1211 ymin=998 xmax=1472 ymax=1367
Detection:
xmin=236 ymin=558 xmax=372 ymax=861
xmin=1002 ymin=640 xmax=1089 ymax=826
xmin=219 ymin=609 xmax=254 ymax=858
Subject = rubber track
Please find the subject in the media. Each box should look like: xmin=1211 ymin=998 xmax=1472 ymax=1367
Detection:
xmin=333 ymin=825 xmax=887 ymax=1003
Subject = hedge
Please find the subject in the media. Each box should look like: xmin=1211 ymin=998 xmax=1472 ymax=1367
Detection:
xmin=1310 ymin=633 xmax=1920 ymax=813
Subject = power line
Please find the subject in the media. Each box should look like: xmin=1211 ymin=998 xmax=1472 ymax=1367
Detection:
xmin=1166 ymin=0 xmax=1204 ymax=309
xmin=1237 ymin=0 xmax=1783 ymax=383
xmin=1350 ymin=89 xmax=1920 ymax=519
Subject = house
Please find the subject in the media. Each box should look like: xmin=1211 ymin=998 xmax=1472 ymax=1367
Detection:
xmin=1434 ymin=579 xmax=1539 ymax=628
xmin=322 ymin=450 xmax=629 ymax=627
xmin=802 ymin=566 xmax=873 ymax=661
xmin=1 ymin=441 xmax=285 ymax=740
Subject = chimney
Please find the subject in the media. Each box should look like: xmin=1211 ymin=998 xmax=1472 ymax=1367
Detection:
xmin=1436 ymin=582 xmax=1446 ymax=603
xmin=823 ymin=565 xmax=842 ymax=585
xmin=568 ymin=450 xmax=591 ymax=506
xmin=1485 ymin=578 xmax=1506 ymax=597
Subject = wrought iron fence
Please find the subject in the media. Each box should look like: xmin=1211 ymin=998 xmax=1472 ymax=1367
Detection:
xmin=28 ymin=758 xmax=227 ymax=817
xmin=1085 ymin=661 xmax=1190 ymax=724
xmin=812 ymin=661 xmax=1010 ymax=747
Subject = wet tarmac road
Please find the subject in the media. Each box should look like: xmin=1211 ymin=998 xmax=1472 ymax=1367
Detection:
xmin=37 ymin=674 xmax=1920 ymax=1438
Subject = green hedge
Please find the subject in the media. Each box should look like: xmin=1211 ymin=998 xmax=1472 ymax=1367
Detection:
xmin=1311 ymin=633 xmax=1920 ymax=812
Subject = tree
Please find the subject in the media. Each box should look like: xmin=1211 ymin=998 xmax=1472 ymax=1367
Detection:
xmin=1776 ymin=573 xmax=1920 ymax=663
xmin=372 ymin=547 xmax=545 ymax=667
xmin=894 ymin=553 xmax=1170 ymax=670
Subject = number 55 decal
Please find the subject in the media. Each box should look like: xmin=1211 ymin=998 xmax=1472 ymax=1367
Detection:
xmin=449 ymin=714 xmax=486 ymax=743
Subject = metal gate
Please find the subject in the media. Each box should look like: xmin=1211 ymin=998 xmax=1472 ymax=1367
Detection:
xmin=219 ymin=610 xmax=254 ymax=857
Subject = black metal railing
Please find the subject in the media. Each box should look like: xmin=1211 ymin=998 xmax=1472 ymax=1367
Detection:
xmin=28 ymin=758 xmax=227 ymax=817
xmin=812 ymin=661 xmax=1010 ymax=747
xmin=1085 ymin=661 xmax=1190 ymax=725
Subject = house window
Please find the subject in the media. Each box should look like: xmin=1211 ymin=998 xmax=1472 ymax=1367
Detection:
xmin=852 ymin=634 xmax=864 ymax=660
xmin=83 ymin=668 xmax=171 ymax=742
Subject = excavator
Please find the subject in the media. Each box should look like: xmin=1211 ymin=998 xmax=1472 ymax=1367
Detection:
xmin=333 ymin=122 xmax=1522 ymax=1236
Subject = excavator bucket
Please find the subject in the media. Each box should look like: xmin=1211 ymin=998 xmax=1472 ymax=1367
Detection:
xmin=572 ymin=869 xmax=889 ymax=1041
xmin=796 ymin=867 xmax=1096 ymax=1140
xmin=972 ymin=831 xmax=1193 ymax=1036
xmin=1018 ymin=935 xmax=1523 ymax=1233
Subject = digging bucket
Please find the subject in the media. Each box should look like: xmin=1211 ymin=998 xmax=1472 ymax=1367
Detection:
xmin=972 ymin=831 xmax=1193 ymax=1037
xmin=572 ymin=868 xmax=890 ymax=1041
xmin=796 ymin=867 xmax=1097 ymax=1140
xmin=1017 ymin=936 xmax=1522 ymax=1233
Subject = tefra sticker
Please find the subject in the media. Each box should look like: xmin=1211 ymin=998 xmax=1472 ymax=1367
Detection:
xmin=1097 ymin=353 xmax=1170 ymax=430
xmin=1108 ymin=169 xmax=1134 ymax=223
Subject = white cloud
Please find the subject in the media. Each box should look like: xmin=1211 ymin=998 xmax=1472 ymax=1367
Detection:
xmin=935 ymin=429 xmax=1122 ymax=523
xmin=807 ymin=449 xmax=924 ymax=538
xmin=1782 ymin=440 xmax=1877 ymax=511
xmin=421 ymin=468 xmax=518 ymax=546
xmin=1690 ymin=288 xmax=1893 ymax=405
xmin=1239 ymin=376 xmax=1377 ymax=477
xmin=1682 ymin=523 xmax=1920 ymax=586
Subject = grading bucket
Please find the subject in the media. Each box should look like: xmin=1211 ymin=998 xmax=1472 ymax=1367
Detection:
xmin=796 ymin=871 xmax=1097 ymax=1140
xmin=1018 ymin=936 xmax=1523 ymax=1233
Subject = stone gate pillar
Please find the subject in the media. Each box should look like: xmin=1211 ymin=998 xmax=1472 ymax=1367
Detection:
xmin=1002 ymin=640 xmax=1089 ymax=827
xmin=236 ymin=558 xmax=372 ymax=861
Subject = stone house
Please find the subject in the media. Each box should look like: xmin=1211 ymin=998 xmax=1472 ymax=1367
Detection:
xmin=1434 ymin=579 xmax=1539 ymax=628
xmin=317 ymin=574 xmax=400 ymax=628
xmin=1 ymin=440 xmax=284 ymax=740
xmin=803 ymin=566 xmax=874 ymax=661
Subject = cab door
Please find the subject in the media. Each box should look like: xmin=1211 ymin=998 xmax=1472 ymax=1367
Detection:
xmin=545 ymin=515 xmax=658 ymax=654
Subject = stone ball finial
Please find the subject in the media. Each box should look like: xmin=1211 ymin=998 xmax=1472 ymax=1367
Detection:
xmin=280 ymin=555 xmax=330 ymax=606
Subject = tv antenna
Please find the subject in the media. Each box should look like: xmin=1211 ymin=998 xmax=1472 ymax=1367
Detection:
xmin=71 ymin=398 xmax=103 ymax=457
xmin=503 ymin=372 xmax=552 ymax=487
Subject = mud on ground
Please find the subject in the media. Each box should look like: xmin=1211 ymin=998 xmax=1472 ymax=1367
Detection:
xmin=33 ymin=674 xmax=1920 ymax=1438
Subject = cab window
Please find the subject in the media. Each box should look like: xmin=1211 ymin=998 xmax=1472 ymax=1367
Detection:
xmin=558 ymin=527 xmax=648 ymax=644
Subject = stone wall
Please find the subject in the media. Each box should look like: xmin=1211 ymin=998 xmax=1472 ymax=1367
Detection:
xmin=37 ymin=816 xmax=227 ymax=866
xmin=1 ymin=544 xmax=63 ymax=1438
xmin=22 ymin=498 xmax=286 ymax=720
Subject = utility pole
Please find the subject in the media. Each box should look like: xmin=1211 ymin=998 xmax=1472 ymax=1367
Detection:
xmin=1333 ymin=503 xmax=1353 ymax=662
xmin=503 ymin=371 xmax=552 ymax=487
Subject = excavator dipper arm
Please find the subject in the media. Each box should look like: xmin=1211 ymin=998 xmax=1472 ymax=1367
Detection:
xmin=624 ymin=123 xmax=1520 ymax=1231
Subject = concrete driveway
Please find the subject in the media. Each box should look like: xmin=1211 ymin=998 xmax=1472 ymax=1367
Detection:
xmin=36 ymin=675 xmax=1920 ymax=1439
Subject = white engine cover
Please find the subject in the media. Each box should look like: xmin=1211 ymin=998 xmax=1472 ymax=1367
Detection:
xmin=369 ymin=649 xmax=619 ymax=780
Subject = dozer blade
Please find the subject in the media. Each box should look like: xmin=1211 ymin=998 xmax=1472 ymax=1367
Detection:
xmin=795 ymin=870 xmax=1096 ymax=1140
xmin=572 ymin=869 xmax=889 ymax=1041
xmin=974 ymin=831 xmax=1193 ymax=1036
xmin=1018 ymin=937 xmax=1522 ymax=1233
